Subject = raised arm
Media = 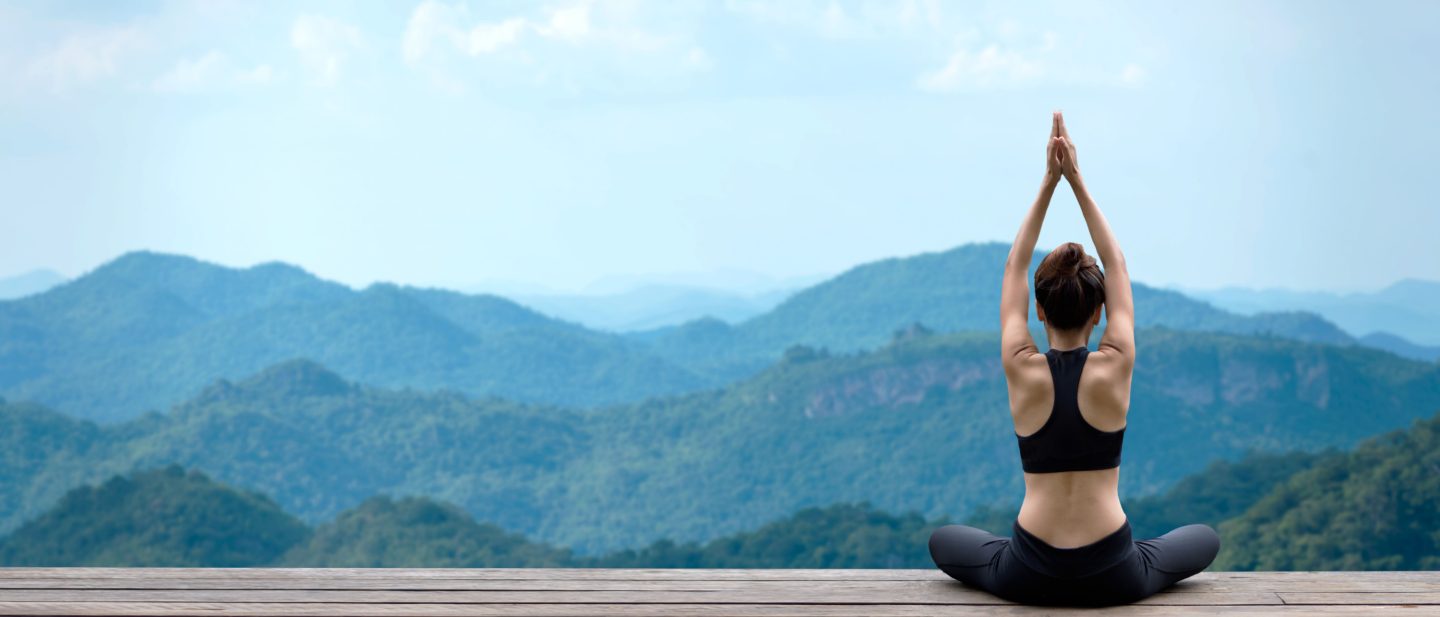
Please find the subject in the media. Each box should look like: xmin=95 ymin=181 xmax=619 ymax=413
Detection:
xmin=1055 ymin=113 xmax=1135 ymax=365
xmin=1000 ymin=113 xmax=1065 ymax=365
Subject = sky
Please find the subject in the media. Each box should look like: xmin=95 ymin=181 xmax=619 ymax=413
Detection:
xmin=1 ymin=0 xmax=1437 ymax=295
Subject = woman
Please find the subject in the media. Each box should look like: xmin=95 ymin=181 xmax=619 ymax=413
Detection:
xmin=927 ymin=111 xmax=1220 ymax=607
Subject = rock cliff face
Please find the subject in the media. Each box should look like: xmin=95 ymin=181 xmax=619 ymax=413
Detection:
xmin=802 ymin=358 xmax=1000 ymax=419
xmin=1219 ymin=358 xmax=1292 ymax=406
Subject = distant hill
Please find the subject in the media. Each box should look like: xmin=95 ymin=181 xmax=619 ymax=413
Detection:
xmin=0 ymin=269 xmax=65 ymax=300
xmin=1358 ymin=331 xmax=1440 ymax=363
xmin=634 ymin=243 xmax=1362 ymax=382
xmin=3 ymin=245 xmax=1379 ymax=423
xmin=512 ymin=284 xmax=795 ymax=332
xmin=1217 ymin=413 xmax=1440 ymax=570
xmin=0 ymin=465 xmax=307 ymax=566
xmin=0 ymin=465 xmax=942 ymax=568
xmin=7 ymin=424 xmax=1435 ymax=569
xmin=4 ymin=327 xmax=1436 ymax=555
xmin=278 ymin=495 xmax=574 ymax=567
xmin=1186 ymin=278 xmax=1440 ymax=348
xmin=0 ymin=252 xmax=708 ymax=422
xmin=586 ymin=501 xmax=939 ymax=568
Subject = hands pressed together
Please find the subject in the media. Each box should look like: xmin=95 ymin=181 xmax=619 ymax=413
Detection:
xmin=1045 ymin=110 xmax=1080 ymax=184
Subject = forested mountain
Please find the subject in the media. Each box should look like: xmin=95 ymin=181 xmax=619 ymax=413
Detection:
xmin=0 ymin=252 xmax=707 ymax=422
xmin=511 ymin=284 xmax=796 ymax=332
xmin=7 ymin=415 xmax=1435 ymax=570
xmin=0 ymin=465 xmax=941 ymax=568
xmin=586 ymin=502 xmax=938 ymax=568
xmin=0 ymin=269 xmax=64 ymax=300
xmin=632 ymin=242 xmax=1361 ymax=381
xmin=1358 ymin=331 xmax=1440 ymax=363
xmin=0 ymin=245 xmax=1372 ymax=423
xmin=4 ymin=326 xmax=1435 ymax=555
xmin=279 ymin=496 xmax=574 ymax=567
xmin=1189 ymin=278 xmax=1440 ymax=349
xmin=1217 ymin=414 xmax=1440 ymax=570
xmin=0 ymin=465 xmax=307 ymax=566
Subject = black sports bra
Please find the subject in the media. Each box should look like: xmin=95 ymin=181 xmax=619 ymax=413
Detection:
xmin=1015 ymin=346 xmax=1125 ymax=473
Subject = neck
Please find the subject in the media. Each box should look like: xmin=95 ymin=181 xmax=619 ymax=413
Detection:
xmin=1046 ymin=329 xmax=1091 ymax=351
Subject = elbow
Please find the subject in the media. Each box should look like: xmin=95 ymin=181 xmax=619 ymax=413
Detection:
xmin=1004 ymin=253 xmax=1030 ymax=275
xmin=1105 ymin=251 xmax=1128 ymax=274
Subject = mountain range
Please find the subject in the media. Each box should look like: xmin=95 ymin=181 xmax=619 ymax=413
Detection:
xmin=0 ymin=269 xmax=65 ymax=301
xmin=0 ymin=243 xmax=1403 ymax=424
xmin=4 ymin=324 xmax=1436 ymax=555
xmin=511 ymin=284 xmax=796 ymax=332
xmin=8 ymin=409 xmax=1438 ymax=570
xmin=1185 ymin=279 xmax=1440 ymax=355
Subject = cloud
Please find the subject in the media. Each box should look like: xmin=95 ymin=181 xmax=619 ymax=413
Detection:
xmin=918 ymin=42 xmax=1045 ymax=92
xmin=916 ymin=27 xmax=1137 ymax=93
xmin=152 ymin=51 xmax=274 ymax=93
xmin=401 ymin=0 xmax=708 ymax=92
xmin=291 ymin=14 xmax=362 ymax=86
xmin=27 ymin=26 xmax=144 ymax=91
xmin=723 ymin=2 xmax=1142 ymax=94
xmin=1120 ymin=63 xmax=1146 ymax=86
xmin=237 ymin=64 xmax=275 ymax=86
xmin=535 ymin=3 xmax=591 ymax=43
xmin=724 ymin=0 xmax=942 ymax=40
xmin=467 ymin=18 xmax=527 ymax=54
xmin=404 ymin=0 xmax=675 ymax=62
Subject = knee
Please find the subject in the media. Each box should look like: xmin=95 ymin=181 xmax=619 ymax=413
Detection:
xmin=1183 ymin=524 xmax=1221 ymax=561
xmin=1158 ymin=524 xmax=1221 ymax=574
xmin=929 ymin=524 xmax=1001 ymax=568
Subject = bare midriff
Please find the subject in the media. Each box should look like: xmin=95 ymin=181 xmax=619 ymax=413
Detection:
xmin=1017 ymin=467 xmax=1128 ymax=548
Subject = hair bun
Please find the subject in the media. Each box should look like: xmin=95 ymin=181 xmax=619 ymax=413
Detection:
xmin=1051 ymin=242 xmax=1092 ymax=276
xmin=1033 ymin=241 xmax=1106 ymax=331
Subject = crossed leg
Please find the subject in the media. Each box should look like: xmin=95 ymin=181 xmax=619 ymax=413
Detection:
xmin=1134 ymin=524 xmax=1221 ymax=595
xmin=928 ymin=524 xmax=1009 ymax=591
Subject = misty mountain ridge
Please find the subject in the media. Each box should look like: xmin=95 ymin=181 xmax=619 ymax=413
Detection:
xmin=1 ymin=243 xmax=1425 ymax=424
xmin=1184 ymin=278 xmax=1440 ymax=352
xmin=0 ymin=269 xmax=66 ymax=301
xmin=511 ymin=284 xmax=798 ymax=333
xmin=4 ymin=326 xmax=1436 ymax=554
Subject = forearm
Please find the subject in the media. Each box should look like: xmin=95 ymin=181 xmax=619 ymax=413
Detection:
xmin=1007 ymin=173 xmax=1060 ymax=272
xmin=999 ymin=173 xmax=1056 ymax=348
xmin=1067 ymin=172 xmax=1124 ymax=271
xmin=1068 ymin=171 xmax=1135 ymax=326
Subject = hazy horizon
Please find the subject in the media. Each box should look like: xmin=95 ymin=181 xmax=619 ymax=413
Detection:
xmin=2 ymin=243 xmax=1434 ymax=300
xmin=3 ymin=1 xmax=1437 ymax=294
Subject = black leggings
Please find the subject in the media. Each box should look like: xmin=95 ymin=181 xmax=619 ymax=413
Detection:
xmin=928 ymin=520 xmax=1220 ymax=607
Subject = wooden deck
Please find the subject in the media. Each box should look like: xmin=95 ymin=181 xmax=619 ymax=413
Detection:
xmin=0 ymin=568 xmax=1436 ymax=616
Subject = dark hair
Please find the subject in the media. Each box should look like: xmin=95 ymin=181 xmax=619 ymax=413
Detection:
xmin=1034 ymin=242 xmax=1106 ymax=331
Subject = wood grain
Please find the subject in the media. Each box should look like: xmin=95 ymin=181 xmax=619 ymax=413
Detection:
xmin=0 ymin=569 xmax=1432 ymax=616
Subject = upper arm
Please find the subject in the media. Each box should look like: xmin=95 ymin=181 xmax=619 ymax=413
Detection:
xmin=999 ymin=263 xmax=1039 ymax=366
xmin=1087 ymin=255 xmax=1135 ymax=417
xmin=1097 ymin=254 xmax=1135 ymax=366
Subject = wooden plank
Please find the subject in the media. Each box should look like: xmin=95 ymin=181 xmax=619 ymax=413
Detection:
xmin=0 ymin=588 xmax=1284 ymax=605
xmin=0 ymin=576 xmax=1431 ymax=594
xmin=1279 ymin=592 xmax=1440 ymax=605
xmin=0 ymin=570 xmax=1431 ymax=617
xmin=0 ymin=568 xmax=1434 ymax=582
xmin=0 ymin=603 xmax=1432 ymax=617
xmin=0 ymin=568 xmax=943 ymax=580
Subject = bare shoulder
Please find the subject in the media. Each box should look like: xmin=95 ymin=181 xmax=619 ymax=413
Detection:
xmin=1084 ymin=346 xmax=1134 ymax=382
xmin=1078 ymin=347 xmax=1133 ymax=428
xmin=1003 ymin=350 xmax=1052 ymax=432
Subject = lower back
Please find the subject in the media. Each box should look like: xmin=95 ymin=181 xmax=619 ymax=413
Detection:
xmin=1017 ymin=468 xmax=1127 ymax=548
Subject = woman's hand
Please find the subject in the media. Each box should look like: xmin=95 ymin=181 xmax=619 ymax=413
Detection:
xmin=1045 ymin=112 xmax=1064 ymax=184
xmin=1055 ymin=111 xmax=1080 ymax=180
